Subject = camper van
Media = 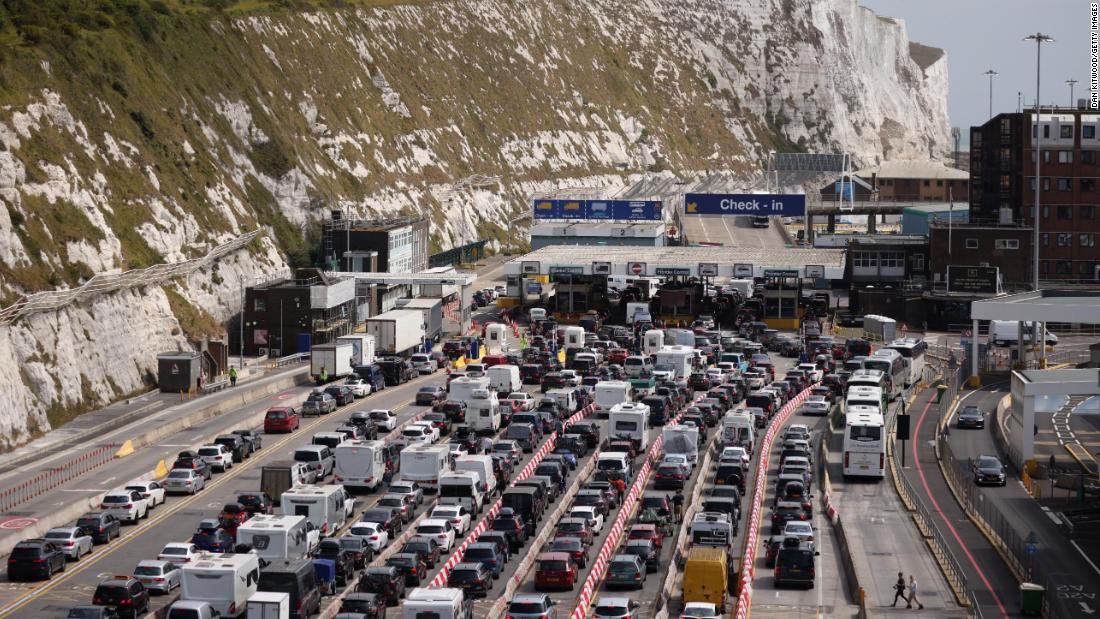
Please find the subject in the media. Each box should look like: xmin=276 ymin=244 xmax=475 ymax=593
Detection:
xmin=663 ymin=424 xmax=700 ymax=465
xmin=563 ymin=326 xmax=585 ymax=350
xmin=643 ymin=330 xmax=665 ymax=356
xmin=236 ymin=514 xmax=316 ymax=562
xmin=609 ymin=402 xmax=650 ymax=452
xmin=485 ymin=323 xmax=510 ymax=355
xmin=402 ymin=587 xmax=473 ymax=619
xmin=594 ymin=381 xmax=632 ymax=415
xmin=280 ymin=485 xmax=353 ymax=536
xmin=333 ymin=440 xmax=387 ymax=491
xmin=181 ymin=552 xmax=260 ymax=618
xmin=654 ymin=345 xmax=696 ymax=378
xmin=486 ymin=365 xmax=521 ymax=396
xmin=399 ymin=444 xmax=453 ymax=492
xmin=465 ymin=389 xmax=501 ymax=434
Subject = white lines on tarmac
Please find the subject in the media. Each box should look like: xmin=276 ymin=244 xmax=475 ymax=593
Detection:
xmin=1070 ymin=540 xmax=1100 ymax=577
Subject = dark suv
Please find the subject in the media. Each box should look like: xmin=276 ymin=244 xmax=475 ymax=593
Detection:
xmin=400 ymin=537 xmax=442 ymax=569
xmin=76 ymin=512 xmax=121 ymax=544
xmin=92 ymin=575 xmax=150 ymax=618
xmin=385 ymin=553 xmax=427 ymax=586
xmin=213 ymin=434 xmax=249 ymax=462
xmin=339 ymin=592 xmax=386 ymax=618
xmin=774 ymin=540 xmax=819 ymax=588
xmin=7 ymin=539 xmax=66 ymax=580
xmin=314 ymin=538 xmax=357 ymax=587
xmin=359 ymin=566 xmax=406 ymax=606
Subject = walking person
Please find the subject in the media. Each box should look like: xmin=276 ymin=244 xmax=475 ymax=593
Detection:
xmin=907 ymin=575 xmax=924 ymax=609
xmin=890 ymin=572 xmax=907 ymax=607
xmin=671 ymin=488 xmax=685 ymax=523
xmin=229 ymin=366 xmax=238 ymax=387
xmin=196 ymin=373 xmax=204 ymax=395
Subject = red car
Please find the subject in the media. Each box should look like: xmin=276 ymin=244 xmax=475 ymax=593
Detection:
xmin=607 ymin=349 xmax=628 ymax=364
xmin=264 ymin=407 xmax=300 ymax=433
xmin=218 ymin=503 xmax=248 ymax=537
xmin=627 ymin=523 xmax=664 ymax=549
xmin=534 ymin=552 xmax=578 ymax=590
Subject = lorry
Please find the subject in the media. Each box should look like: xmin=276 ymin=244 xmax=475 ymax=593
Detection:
xmin=236 ymin=515 xmax=316 ymax=563
xmin=454 ymin=455 xmax=497 ymax=501
xmin=260 ymin=461 xmax=311 ymax=505
xmin=333 ymin=440 xmax=387 ymax=491
xmin=662 ymin=424 xmax=700 ymax=465
xmin=593 ymin=381 xmax=632 ymax=416
xmin=181 ymin=552 xmax=260 ymax=618
xmin=246 ymin=591 xmax=289 ymax=619
xmin=862 ymin=314 xmax=897 ymax=343
xmin=394 ymin=297 xmax=444 ymax=342
xmin=486 ymin=365 xmax=521 ymax=396
xmin=399 ymin=444 xmax=453 ymax=492
xmin=654 ymin=345 xmax=696 ymax=379
xmin=989 ymin=320 xmax=1058 ymax=347
xmin=365 ymin=309 xmax=427 ymax=356
xmin=310 ymin=342 xmax=354 ymax=381
xmin=438 ymin=471 xmax=484 ymax=514
xmin=402 ymin=587 xmax=473 ymax=619
xmin=279 ymin=484 xmax=354 ymax=536
xmin=609 ymin=402 xmax=650 ymax=452
xmin=335 ymin=334 xmax=376 ymax=367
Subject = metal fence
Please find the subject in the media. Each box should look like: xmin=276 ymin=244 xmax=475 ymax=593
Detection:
xmin=0 ymin=443 xmax=120 ymax=512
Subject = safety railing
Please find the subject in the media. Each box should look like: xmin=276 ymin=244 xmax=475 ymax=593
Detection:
xmin=0 ymin=230 xmax=261 ymax=325
xmin=0 ymin=443 xmax=121 ymax=512
xmin=271 ymin=352 xmax=310 ymax=368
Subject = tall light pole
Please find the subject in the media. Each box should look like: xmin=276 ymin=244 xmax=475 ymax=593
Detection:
xmin=1067 ymin=79 xmax=1079 ymax=107
xmin=984 ymin=69 xmax=998 ymax=118
xmin=1025 ymin=32 xmax=1054 ymax=292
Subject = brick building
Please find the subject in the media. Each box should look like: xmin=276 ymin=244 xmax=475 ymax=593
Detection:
xmin=854 ymin=161 xmax=969 ymax=202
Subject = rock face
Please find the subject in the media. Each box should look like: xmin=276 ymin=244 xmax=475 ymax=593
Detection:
xmin=0 ymin=0 xmax=949 ymax=447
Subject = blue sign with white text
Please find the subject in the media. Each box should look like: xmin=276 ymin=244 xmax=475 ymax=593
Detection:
xmin=533 ymin=199 xmax=662 ymax=220
xmin=683 ymin=193 xmax=806 ymax=217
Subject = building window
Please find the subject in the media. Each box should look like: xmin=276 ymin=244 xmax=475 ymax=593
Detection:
xmin=1041 ymin=260 xmax=1050 ymax=274
xmin=936 ymin=180 xmax=944 ymax=187
xmin=1041 ymin=233 xmax=1049 ymax=246
xmin=1081 ymin=261 xmax=1096 ymax=275
xmin=1083 ymin=205 xmax=1096 ymax=219
xmin=1032 ymin=151 xmax=1053 ymax=163
xmin=1082 ymin=178 xmax=1097 ymax=192
xmin=1000 ymin=175 xmax=1011 ymax=190
xmin=1058 ymin=151 xmax=1074 ymax=163
xmin=1056 ymin=260 xmax=1072 ymax=275
xmin=1057 ymin=233 xmax=1073 ymax=247
xmin=965 ymin=238 xmax=979 ymax=249
xmin=995 ymin=239 xmax=1020 ymax=250
xmin=1086 ymin=125 xmax=1097 ymax=139
xmin=880 ymin=252 xmax=905 ymax=269
xmin=254 ymin=297 xmax=266 ymax=312
xmin=1061 ymin=125 xmax=1074 ymax=139
xmin=1002 ymin=118 xmax=1012 ymax=135
xmin=1081 ymin=233 xmax=1096 ymax=247
xmin=923 ymin=180 xmax=930 ymax=187
xmin=1058 ymin=205 xmax=1073 ymax=219
xmin=853 ymin=251 xmax=877 ymax=268
xmin=1043 ymin=205 xmax=1050 ymax=220
xmin=1057 ymin=178 xmax=1072 ymax=191
xmin=910 ymin=254 xmax=925 ymax=271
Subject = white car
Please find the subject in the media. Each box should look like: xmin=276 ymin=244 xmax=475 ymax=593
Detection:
xmin=101 ymin=490 xmax=149 ymax=524
xmin=800 ymin=396 xmax=830 ymax=416
xmin=158 ymin=542 xmax=200 ymax=564
xmin=431 ymin=505 xmax=472 ymax=535
xmin=401 ymin=424 xmax=434 ymax=446
xmin=410 ymin=421 xmax=440 ymax=443
xmin=348 ymin=521 xmax=389 ymax=551
xmin=493 ymin=440 xmax=521 ymax=465
xmin=661 ymin=453 xmax=694 ymax=474
xmin=559 ymin=370 xmax=581 ymax=386
xmin=448 ymin=443 xmax=469 ymax=458
xmin=44 ymin=527 xmax=93 ymax=560
xmin=568 ymin=506 xmax=604 ymax=534
xmin=125 ymin=481 xmax=166 ymax=508
xmin=416 ymin=519 xmax=456 ymax=551
xmin=719 ymin=446 xmax=750 ymax=467
xmin=797 ymin=364 xmax=823 ymax=383
xmin=344 ymin=377 xmax=372 ymax=398
xmin=782 ymin=520 xmax=815 ymax=546
xmin=594 ymin=597 xmax=640 ymax=619
xmin=681 ymin=601 xmax=720 ymax=618
xmin=370 ymin=409 xmax=398 ymax=432
xmin=502 ymin=392 xmax=535 ymax=412
xmin=705 ymin=368 xmax=726 ymax=383
xmin=743 ymin=372 xmax=765 ymax=389
xmin=197 ymin=444 xmax=234 ymax=472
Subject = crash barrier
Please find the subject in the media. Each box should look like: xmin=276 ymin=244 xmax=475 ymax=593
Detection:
xmin=732 ymin=385 xmax=814 ymax=619
xmin=271 ymin=351 xmax=311 ymax=369
xmin=817 ymin=434 xmax=865 ymax=609
xmin=0 ymin=443 xmax=120 ymax=512
xmin=428 ymin=403 xmax=598 ymax=587
xmin=485 ymin=454 xmax=601 ymax=618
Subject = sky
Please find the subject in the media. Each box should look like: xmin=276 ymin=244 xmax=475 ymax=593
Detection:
xmin=859 ymin=0 xmax=1089 ymax=147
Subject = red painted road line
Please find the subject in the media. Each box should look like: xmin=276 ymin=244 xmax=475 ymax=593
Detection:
xmin=911 ymin=397 xmax=1010 ymax=618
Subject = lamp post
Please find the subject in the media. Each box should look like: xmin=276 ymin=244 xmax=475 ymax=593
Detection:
xmin=1024 ymin=32 xmax=1054 ymax=292
xmin=1067 ymin=79 xmax=1079 ymax=107
xmin=984 ymin=69 xmax=998 ymax=118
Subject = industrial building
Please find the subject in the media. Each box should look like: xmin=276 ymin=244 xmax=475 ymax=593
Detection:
xmin=242 ymin=269 xmax=360 ymax=357
xmin=529 ymin=221 xmax=667 ymax=249
xmin=322 ymin=215 xmax=430 ymax=274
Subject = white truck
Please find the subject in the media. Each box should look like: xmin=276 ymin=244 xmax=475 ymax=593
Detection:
xmin=484 ymin=323 xmax=510 ymax=355
xmin=402 ymin=588 xmax=473 ymax=619
xmin=438 ymin=472 xmax=484 ymax=514
xmin=336 ymin=334 xmax=376 ymax=367
xmin=486 ymin=365 xmax=521 ymax=396
xmin=609 ymin=402 xmax=650 ymax=452
xmin=989 ymin=320 xmax=1058 ymax=347
xmin=181 ymin=552 xmax=260 ymax=618
xmin=454 ymin=455 xmax=497 ymax=501
xmin=862 ymin=314 xmax=897 ymax=342
xmin=247 ymin=591 xmax=289 ymax=619
xmin=334 ymin=440 xmax=387 ymax=491
xmin=663 ymin=424 xmax=700 ymax=465
xmin=399 ymin=444 xmax=453 ymax=492
xmin=394 ymin=297 xmax=444 ymax=342
xmin=643 ymin=329 xmax=665 ymax=355
xmin=310 ymin=342 xmax=354 ymax=380
xmin=365 ymin=309 xmax=426 ymax=356
xmin=724 ymin=279 xmax=755 ymax=299
xmin=593 ymin=381 xmax=632 ymax=416
xmin=279 ymin=484 xmax=353 ymax=536
xmin=654 ymin=345 xmax=696 ymax=379
xmin=236 ymin=514 xmax=316 ymax=563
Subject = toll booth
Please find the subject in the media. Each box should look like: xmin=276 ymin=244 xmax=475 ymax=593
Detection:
xmin=549 ymin=268 xmax=608 ymax=323
xmin=157 ymin=351 xmax=202 ymax=393
xmin=760 ymin=269 xmax=802 ymax=330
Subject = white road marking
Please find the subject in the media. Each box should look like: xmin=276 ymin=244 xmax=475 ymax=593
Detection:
xmin=1071 ymin=540 xmax=1100 ymax=577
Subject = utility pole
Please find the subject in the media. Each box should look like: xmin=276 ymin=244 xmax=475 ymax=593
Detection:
xmin=1025 ymin=32 xmax=1054 ymax=292
xmin=239 ymin=280 xmax=245 ymax=370
xmin=1067 ymin=79 xmax=1079 ymax=107
xmin=984 ymin=69 xmax=998 ymax=118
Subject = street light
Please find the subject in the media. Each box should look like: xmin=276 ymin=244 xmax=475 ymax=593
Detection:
xmin=983 ymin=69 xmax=998 ymax=119
xmin=1024 ymin=32 xmax=1054 ymax=292
xmin=1067 ymin=79 xmax=1079 ymax=107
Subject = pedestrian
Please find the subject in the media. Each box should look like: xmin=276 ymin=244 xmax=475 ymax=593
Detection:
xmin=196 ymin=373 xmax=204 ymax=394
xmin=1049 ymin=453 xmax=1057 ymax=473
xmin=479 ymin=435 xmax=493 ymax=455
xmin=907 ymin=575 xmax=924 ymax=609
xmin=229 ymin=366 xmax=238 ymax=387
xmin=318 ymin=365 xmax=328 ymax=385
xmin=891 ymin=572 xmax=907 ymax=607
xmin=671 ymin=488 xmax=685 ymax=523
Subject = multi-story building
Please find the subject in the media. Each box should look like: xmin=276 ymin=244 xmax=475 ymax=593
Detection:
xmin=323 ymin=215 xmax=430 ymax=273
xmin=854 ymin=161 xmax=969 ymax=202
xmin=242 ymin=269 xmax=361 ymax=356
xmin=970 ymin=108 xmax=1100 ymax=281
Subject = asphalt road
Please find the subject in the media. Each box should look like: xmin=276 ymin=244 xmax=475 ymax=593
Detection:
xmin=679 ymin=215 xmax=788 ymax=248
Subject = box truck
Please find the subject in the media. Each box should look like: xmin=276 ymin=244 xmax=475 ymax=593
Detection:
xmin=399 ymin=444 xmax=453 ymax=492
xmin=336 ymin=334 xmax=376 ymax=367
xmin=310 ymin=342 xmax=354 ymax=380
xmin=334 ymin=440 xmax=387 ymax=491
xmin=236 ymin=515 xmax=316 ymax=563
xmin=181 ymin=552 xmax=260 ymax=618
xmin=395 ymin=298 xmax=444 ymax=342
xmin=365 ymin=309 xmax=426 ymax=356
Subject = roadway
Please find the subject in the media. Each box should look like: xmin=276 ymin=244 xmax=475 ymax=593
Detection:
xmin=679 ymin=215 xmax=789 ymax=248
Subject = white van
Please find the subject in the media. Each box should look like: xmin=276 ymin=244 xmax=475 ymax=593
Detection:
xmin=609 ymin=402 xmax=650 ymax=452
xmin=181 ymin=552 xmax=260 ymax=618
xmin=399 ymin=444 xmax=453 ymax=492
xmin=236 ymin=514 xmax=316 ymax=562
xmin=486 ymin=365 xmax=521 ymax=396
xmin=624 ymin=356 xmax=651 ymax=378
xmin=402 ymin=587 xmax=472 ymax=619
xmin=721 ymin=412 xmax=754 ymax=451
xmin=280 ymin=485 xmax=353 ymax=535
xmin=438 ymin=472 xmax=484 ymax=514
xmin=594 ymin=381 xmax=632 ymax=415
xmin=334 ymin=440 xmax=387 ymax=491
xmin=989 ymin=320 xmax=1058 ymax=347
xmin=546 ymin=388 xmax=578 ymax=414
xmin=454 ymin=455 xmax=497 ymax=500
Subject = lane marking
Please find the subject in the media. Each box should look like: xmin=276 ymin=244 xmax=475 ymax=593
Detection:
xmin=1070 ymin=540 xmax=1100 ymax=577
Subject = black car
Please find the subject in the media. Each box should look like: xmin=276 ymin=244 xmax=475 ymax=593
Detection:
xmin=688 ymin=372 xmax=711 ymax=391
xmin=400 ymin=537 xmax=442 ymax=569
xmin=213 ymin=434 xmax=249 ymax=462
xmin=972 ymin=455 xmax=1007 ymax=486
xmin=558 ymin=434 xmax=589 ymax=457
xmin=572 ymin=490 xmax=609 ymax=517
xmin=324 ymin=385 xmax=355 ymax=406
xmin=774 ymin=540 xmax=819 ymax=588
xmin=7 ymin=539 xmax=66 ymax=580
xmin=450 ymin=424 xmax=480 ymax=453
xmin=339 ymin=535 xmax=375 ymax=570
xmin=359 ymin=566 xmax=406 ymax=606
xmin=92 ymin=576 xmax=149 ymax=619
xmin=569 ymin=422 xmax=601 ymax=448
xmin=171 ymin=453 xmax=211 ymax=480
xmin=957 ymin=405 xmax=986 ymax=429
xmin=361 ymin=508 xmax=402 ymax=538
xmin=347 ymin=412 xmax=380 ymax=439
xmin=66 ymin=607 xmax=119 ymax=619
xmin=549 ymin=536 xmax=588 ymax=568
xmin=385 ymin=553 xmax=428 ymax=586
xmin=314 ymin=538 xmax=357 ymax=586
xmin=770 ymin=504 xmax=809 ymax=534
xmin=475 ymin=531 xmax=512 ymax=564
xmin=491 ymin=508 xmax=529 ymax=552
xmin=447 ymin=561 xmax=493 ymax=598
xmin=540 ymin=372 xmax=566 ymax=393
xmin=231 ymin=429 xmax=263 ymax=452
xmin=339 ymin=592 xmax=386 ymax=619
xmin=76 ymin=512 xmax=121 ymax=544
xmin=237 ymin=492 xmax=275 ymax=516
xmin=621 ymin=538 xmax=659 ymax=573
xmin=416 ymin=385 xmax=446 ymax=406
xmin=641 ymin=396 xmax=670 ymax=426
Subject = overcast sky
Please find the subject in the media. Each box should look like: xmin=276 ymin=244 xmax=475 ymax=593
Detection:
xmin=860 ymin=0 xmax=1090 ymax=146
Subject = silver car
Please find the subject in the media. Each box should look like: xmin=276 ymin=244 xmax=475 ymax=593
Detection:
xmin=133 ymin=559 xmax=181 ymax=593
xmin=43 ymin=527 xmax=93 ymax=560
xmin=506 ymin=594 xmax=558 ymax=619
xmin=163 ymin=469 xmax=206 ymax=494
